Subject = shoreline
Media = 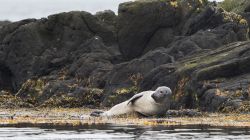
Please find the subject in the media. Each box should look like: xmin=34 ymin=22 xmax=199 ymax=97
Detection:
xmin=0 ymin=108 xmax=249 ymax=128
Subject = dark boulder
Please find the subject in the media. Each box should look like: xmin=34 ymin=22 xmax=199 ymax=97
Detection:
xmin=117 ymin=0 xmax=248 ymax=60
xmin=0 ymin=11 xmax=118 ymax=107
xmin=117 ymin=0 xmax=181 ymax=60
xmin=141 ymin=41 xmax=250 ymax=112
xmin=0 ymin=11 xmax=117 ymax=91
xmin=245 ymin=4 xmax=250 ymax=13
xmin=95 ymin=10 xmax=117 ymax=28
xmin=0 ymin=21 xmax=11 ymax=28
xmin=143 ymin=28 xmax=176 ymax=54
xmin=167 ymin=22 xmax=248 ymax=60
xmin=102 ymin=48 xmax=174 ymax=105
xmin=0 ymin=64 xmax=13 ymax=91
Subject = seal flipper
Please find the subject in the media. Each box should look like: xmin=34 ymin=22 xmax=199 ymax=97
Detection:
xmin=127 ymin=94 xmax=143 ymax=105
xmin=90 ymin=110 xmax=104 ymax=117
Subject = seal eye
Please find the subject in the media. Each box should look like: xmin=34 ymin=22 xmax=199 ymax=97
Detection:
xmin=160 ymin=91 xmax=163 ymax=94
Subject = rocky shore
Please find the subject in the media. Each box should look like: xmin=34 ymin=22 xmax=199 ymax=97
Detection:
xmin=0 ymin=108 xmax=249 ymax=127
xmin=0 ymin=0 xmax=249 ymax=113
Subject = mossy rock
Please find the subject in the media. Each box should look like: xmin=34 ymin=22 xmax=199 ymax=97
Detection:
xmin=103 ymin=86 xmax=139 ymax=106
xmin=40 ymin=88 xmax=103 ymax=108
xmin=218 ymin=0 xmax=250 ymax=13
xmin=0 ymin=91 xmax=33 ymax=108
xmin=15 ymin=78 xmax=47 ymax=105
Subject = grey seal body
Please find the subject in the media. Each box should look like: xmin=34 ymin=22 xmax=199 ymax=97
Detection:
xmin=91 ymin=86 xmax=172 ymax=117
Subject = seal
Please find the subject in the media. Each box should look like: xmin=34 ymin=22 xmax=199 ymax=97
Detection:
xmin=90 ymin=86 xmax=172 ymax=117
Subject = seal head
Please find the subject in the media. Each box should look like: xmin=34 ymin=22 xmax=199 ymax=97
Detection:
xmin=151 ymin=86 xmax=172 ymax=103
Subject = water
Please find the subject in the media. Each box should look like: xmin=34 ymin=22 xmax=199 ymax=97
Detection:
xmin=0 ymin=124 xmax=249 ymax=140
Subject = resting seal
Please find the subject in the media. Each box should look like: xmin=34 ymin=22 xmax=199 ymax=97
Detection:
xmin=91 ymin=86 xmax=172 ymax=117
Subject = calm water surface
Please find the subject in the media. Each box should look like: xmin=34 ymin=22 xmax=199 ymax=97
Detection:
xmin=0 ymin=124 xmax=249 ymax=140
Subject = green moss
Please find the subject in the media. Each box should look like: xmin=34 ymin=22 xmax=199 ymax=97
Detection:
xmin=178 ymin=51 xmax=228 ymax=72
xmin=179 ymin=62 xmax=198 ymax=71
xmin=218 ymin=0 xmax=249 ymax=13
xmin=219 ymin=0 xmax=242 ymax=12
xmin=197 ymin=64 xmax=219 ymax=75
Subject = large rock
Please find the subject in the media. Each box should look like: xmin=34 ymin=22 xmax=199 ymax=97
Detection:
xmin=102 ymin=48 xmax=174 ymax=105
xmin=181 ymin=6 xmax=225 ymax=36
xmin=0 ymin=11 xmax=117 ymax=91
xmin=141 ymin=41 xmax=250 ymax=112
xmin=95 ymin=10 xmax=117 ymax=30
xmin=167 ymin=22 xmax=248 ymax=60
xmin=117 ymin=0 xmax=248 ymax=60
xmin=0 ymin=21 xmax=11 ymax=28
xmin=0 ymin=11 xmax=118 ymax=106
xmin=101 ymin=0 xmax=249 ymax=107
xmin=117 ymin=0 xmax=181 ymax=60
